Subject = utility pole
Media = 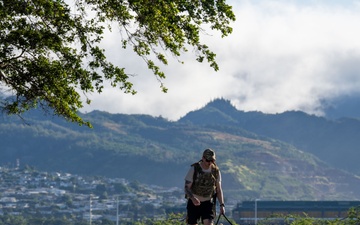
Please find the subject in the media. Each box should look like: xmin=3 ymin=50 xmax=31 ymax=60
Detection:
xmin=89 ymin=195 xmax=92 ymax=225
xmin=255 ymin=199 xmax=260 ymax=225
xmin=116 ymin=196 xmax=119 ymax=225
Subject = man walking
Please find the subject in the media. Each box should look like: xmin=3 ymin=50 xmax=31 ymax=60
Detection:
xmin=185 ymin=148 xmax=225 ymax=225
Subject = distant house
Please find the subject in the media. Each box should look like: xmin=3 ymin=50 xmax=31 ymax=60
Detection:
xmin=0 ymin=197 xmax=16 ymax=203
xmin=0 ymin=197 xmax=17 ymax=209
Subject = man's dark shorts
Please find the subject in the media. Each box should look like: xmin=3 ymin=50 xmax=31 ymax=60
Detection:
xmin=187 ymin=199 xmax=215 ymax=224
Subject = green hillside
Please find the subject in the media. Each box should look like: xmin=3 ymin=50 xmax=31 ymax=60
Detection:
xmin=180 ymin=98 xmax=360 ymax=174
xmin=1 ymin=105 xmax=360 ymax=201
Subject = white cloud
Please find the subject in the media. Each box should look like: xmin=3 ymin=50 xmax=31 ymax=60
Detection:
xmin=80 ymin=0 xmax=360 ymax=120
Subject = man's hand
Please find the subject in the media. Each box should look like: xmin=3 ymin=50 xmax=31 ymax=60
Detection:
xmin=191 ymin=197 xmax=201 ymax=206
xmin=220 ymin=204 xmax=225 ymax=215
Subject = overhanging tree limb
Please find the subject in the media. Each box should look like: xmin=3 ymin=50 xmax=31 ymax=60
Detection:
xmin=0 ymin=0 xmax=236 ymax=127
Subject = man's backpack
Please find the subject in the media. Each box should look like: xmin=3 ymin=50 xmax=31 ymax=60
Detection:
xmin=185 ymin=161 xmax=219 ymax=199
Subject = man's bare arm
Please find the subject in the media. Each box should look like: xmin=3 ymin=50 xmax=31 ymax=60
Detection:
xmin=185 ymin=180 xmax=194 ymax=198
xmin=216 ymin=181 xmax=225 ymax=214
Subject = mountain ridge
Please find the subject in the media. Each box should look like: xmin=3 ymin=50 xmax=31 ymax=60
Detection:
xmin=1 ymin=98 xmax=360 ymax=201
xmin=179 ymin=98 xmax=360 ymax=174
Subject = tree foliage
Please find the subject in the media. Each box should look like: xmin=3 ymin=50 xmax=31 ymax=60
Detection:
xmin=0 ymin=0 xmax=235 ymax=126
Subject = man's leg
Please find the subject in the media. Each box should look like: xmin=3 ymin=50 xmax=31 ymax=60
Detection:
xmin=187 ymin=200 xmax=199 ymax=225
xmin=201 ymin=201 xmax=215 ymax=225
xmin=203 ymin=218 xmax=213 ymax=225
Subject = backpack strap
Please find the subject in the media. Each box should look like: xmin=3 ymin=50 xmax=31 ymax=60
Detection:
xmin=211 ymin=165 xmax=219 ymax=181
xmin=192 ymin=161 xmax=202 ymax=183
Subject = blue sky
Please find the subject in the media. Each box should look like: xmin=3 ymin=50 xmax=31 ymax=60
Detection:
xmin=80 ymin=0 xmax=360 ymax=120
